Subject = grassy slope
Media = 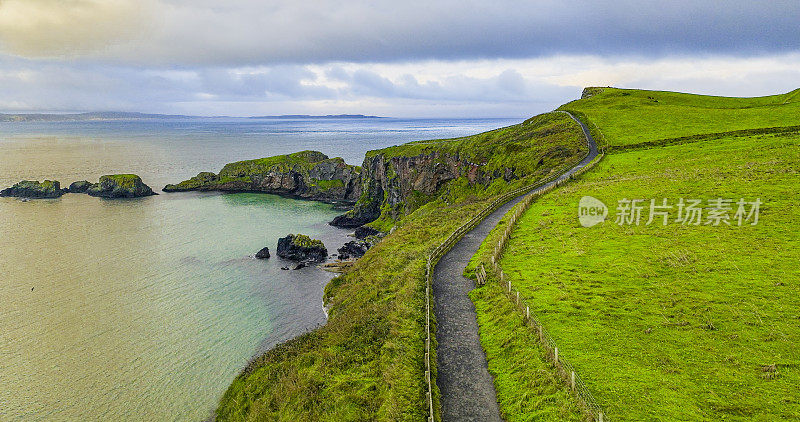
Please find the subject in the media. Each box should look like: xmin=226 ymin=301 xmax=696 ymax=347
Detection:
xmin=215 ymin=113 xmax=587 ymax=421
xmin=371 ymin=113 xmax=584 ymax=176
xmin=559 ymin=87 xmax=800 ymax=147
xmin=359 ymin=112 xmax=587 ymax=232
xmin=472 ymin=88 xmax=800 ymax=420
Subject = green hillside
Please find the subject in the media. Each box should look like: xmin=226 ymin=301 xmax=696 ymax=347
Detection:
xmin=215 ymin=112 xmax=588 ymax=421
xmin=560 ymin=87 xmax=800 ymax=148
xmin=471 ymin=88 xmax=800 ymax=420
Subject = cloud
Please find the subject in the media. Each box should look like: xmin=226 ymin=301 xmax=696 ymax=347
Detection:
xmin=0 ymin=1 xmax=798 ymax=65
xmin=2 ymin=53 xmax=799 ymax=117
xmin=0 ymin=0 xmax=155 ymax=57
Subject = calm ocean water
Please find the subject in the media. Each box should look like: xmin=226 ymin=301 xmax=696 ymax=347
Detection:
xmin=0 ymin=117 xmax=520 ymax=420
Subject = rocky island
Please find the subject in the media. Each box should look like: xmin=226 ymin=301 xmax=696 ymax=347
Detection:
xmin=0 ymin=180 xmax=65 ymax=198
xmin=86 ymin=174 xmax=156 ymax=198
xmin=276 ymin=234 xmax=328 ymax=262
xmin=163 ymin=150 xmax=362 ymax=204
xmin=1 ymin=175 xmax=156 ymax=199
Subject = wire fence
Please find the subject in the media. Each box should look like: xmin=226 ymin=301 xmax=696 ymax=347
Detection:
xmin=487 ymin=152 xmax=606 ymax=421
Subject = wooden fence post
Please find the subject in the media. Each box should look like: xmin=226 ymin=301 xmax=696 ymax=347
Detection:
xmin=554 ymin=347 xmax=559 ymax=363
xmin=571 ymin=371 xmax=575 ymax=390
xmin=526 ymin=306 xmax=529 ymax=319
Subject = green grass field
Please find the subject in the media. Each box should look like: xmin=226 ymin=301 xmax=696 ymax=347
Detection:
xmin=471 ymin=88 xmax=800 ymax=420
xmin=559 ymin=87 xmax=800 ymax=148
xmin=215 ymin=112 xmax=587 ymax=421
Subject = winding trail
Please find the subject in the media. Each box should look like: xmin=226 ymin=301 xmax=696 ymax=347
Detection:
xmin=433 ymin=111 xmax=598 ymax=421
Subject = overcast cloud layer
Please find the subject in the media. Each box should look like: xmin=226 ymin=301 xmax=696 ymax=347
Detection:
xmin=0 ymin=0 xmax=798 ymax=116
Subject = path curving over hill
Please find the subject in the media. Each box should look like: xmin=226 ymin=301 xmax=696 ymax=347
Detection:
xmin=433 ymin=111 xmax=597 ymax=421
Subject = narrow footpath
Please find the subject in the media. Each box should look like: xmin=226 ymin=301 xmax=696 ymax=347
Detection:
xmin=433 ymin=111 xmax=598 ymax=421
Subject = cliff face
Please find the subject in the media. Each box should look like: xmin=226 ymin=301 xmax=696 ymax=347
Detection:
xmin=163 ymin=151 xmax=362 ymax=204
xmin=330 ymin=150 xmax=489 ymax=228
xmin=330 ymin=112 xmax=588 ymax=228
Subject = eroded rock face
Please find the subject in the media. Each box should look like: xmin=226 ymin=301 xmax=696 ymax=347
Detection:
xmin=0 ymin=180 xmax=64 ymax=198
xmin=86 ymin=175 xmax=156 ymax=198
xmin=330 ymin=150 xmax=486 ymax=227
xmin=162 ymin=151 xmax=362 ymax=204
xmin=276 ymin=234 xmax=328 ymax=262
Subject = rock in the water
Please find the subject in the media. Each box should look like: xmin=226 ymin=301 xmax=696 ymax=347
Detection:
xmin=293 ymin=263 xmax=306 ymax=270
xmin=0 ymin=180 xmax=64 ymax=198
xmin=337 ymin=240 xmax=369 ymax=260
xmin=86 ymin=174 xmax=156 ymax=198
xmin=276 ymin=234 xmax=327 ymax=262
xmin=67 ymin=180 xmax=93 ymax=193
xmin=255 ymin=247 xmax=271 ymax=259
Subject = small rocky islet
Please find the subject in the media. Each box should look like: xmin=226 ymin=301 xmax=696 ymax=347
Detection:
xmin=276 ymin=234 xmax=328 ymax=262
xmin=0 ymin=180 xmax=65 ymax=198
xmin=0 ymin=174 xmax=156 ymax=199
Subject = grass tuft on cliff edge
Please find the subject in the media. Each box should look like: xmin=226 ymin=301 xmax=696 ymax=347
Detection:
xmin=215 ymin=112 xmax=589 ymax=421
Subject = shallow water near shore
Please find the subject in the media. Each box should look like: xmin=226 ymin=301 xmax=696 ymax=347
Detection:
xmin=0 ymin=117 xmax=519 ymax=420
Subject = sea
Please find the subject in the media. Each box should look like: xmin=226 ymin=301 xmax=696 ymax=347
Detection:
xmin=0 ymin=117 xmax=520 ymax=420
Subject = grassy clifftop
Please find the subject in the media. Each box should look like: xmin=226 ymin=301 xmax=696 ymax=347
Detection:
xmin=471 ymin=88 xmax=800 ymax=420
xmin=215 ymin=112 xmax=588 ymax=421
xmin=560 ymin=87 xmax=800 ymax=148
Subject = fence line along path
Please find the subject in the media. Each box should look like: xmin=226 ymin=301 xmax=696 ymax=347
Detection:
xmin=431 ymin=111 xmax=598 ymax=421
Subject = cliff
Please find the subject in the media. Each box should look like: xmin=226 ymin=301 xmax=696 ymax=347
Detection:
xmin=163 ymin=150 xmax=362 ymax=204
xmin=330 ymin=112 xmax=587 ymax=228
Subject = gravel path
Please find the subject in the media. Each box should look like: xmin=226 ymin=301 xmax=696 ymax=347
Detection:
xmin=433 ymin=111 xmax=597 ymax=421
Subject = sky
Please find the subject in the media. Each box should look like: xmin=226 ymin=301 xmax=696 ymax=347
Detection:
xmin=0 ymin=0 xmax=798 ymax=117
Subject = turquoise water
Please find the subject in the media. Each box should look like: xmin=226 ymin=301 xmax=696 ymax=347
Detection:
xmin=0 ymin=117 xmax=520 ymax=420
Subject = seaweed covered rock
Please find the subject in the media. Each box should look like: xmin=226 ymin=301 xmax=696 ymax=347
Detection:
xmin=276 ymin=234 xmax=327 ymax=262
xmin=86 ymin=174 xmax=156 ymax=198
xmin=163 ymin=151 xmax=361 ymax=204
xmin=0 ymin=180 xmax=64 ymax=198
xmin=67 ymin=180 xmax=92 ymax=193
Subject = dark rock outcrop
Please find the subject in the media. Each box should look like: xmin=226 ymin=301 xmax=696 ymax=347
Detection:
xmin=0 ymin=180 xmax=64 ymax=198
xmin=276 ymin=234 xmax=327 ymax=262
xmin=86 ymin=174 xmax=156 ymax=198
xmin=163 ymin=150 xmax=361 ymax=204
xmin=255 ymin=247 xmax=271 ymax=259
xmin=354 ymin=226 xmax=382 ymax=239
xmin=67 ymin=180 xmax=92 ymax=193
xmin=337 ymin=241 xmax=369 ymax=260
xmin=330 ymin=150 xmax=486 ymax=227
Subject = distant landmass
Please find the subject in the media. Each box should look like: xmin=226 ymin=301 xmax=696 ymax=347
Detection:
xmin=248 ymin=114 xmax=382 ymax=119
xmin=0 ymin=112 xmax=383 ymax=122
xmin=0 ymin=112 xmax=195 ymax=122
